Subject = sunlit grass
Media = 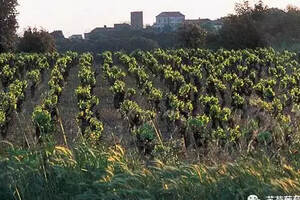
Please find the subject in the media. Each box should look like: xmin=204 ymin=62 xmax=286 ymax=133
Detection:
xmin=0 ymin=136 xmax=299 ymax=200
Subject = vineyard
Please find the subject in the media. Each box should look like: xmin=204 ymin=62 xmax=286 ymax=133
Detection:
xmin=0 ymin=48 xmax=299 ymax=154
xmin=0 ymin=48 xmax=300 ymax=199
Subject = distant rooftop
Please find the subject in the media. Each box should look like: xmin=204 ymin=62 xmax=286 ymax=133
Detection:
xmin=157 ymin=12 xmax=185 ymax=18
xmin=185 ymin=18 xmax=211 ymax=24
xmin=91 ymin=26 xmax=114 ymax=32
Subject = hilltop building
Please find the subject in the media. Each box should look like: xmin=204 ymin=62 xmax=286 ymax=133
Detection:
xmin=185 ymin=18 xmax=211 ymax=25
xmin=153 ymin=12 xmax=185 ymax=31
xmin=131 ymin=11 xmax=143 ymax=29
xmin=114 ymin=23 xmax=131 ymax=30
xmin=51 ymin=30 xmax=65 ymax=40
xmin=84 ymin=25 xmax=114 ymax=39
xmin=83 ymin=11 xmax=223 ymax=40
xmin=69 ymin=34 xmax=83 ymax=40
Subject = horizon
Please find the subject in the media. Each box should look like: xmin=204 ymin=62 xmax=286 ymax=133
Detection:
xmin=17 ymin=0 xmax=300 ymax=37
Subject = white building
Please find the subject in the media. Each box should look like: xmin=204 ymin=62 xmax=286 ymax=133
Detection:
xmin=154 ymin=12 xmax=185 ymax=31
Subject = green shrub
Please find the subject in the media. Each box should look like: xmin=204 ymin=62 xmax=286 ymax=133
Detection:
xmin=32 ymin=106 xmax=53 ymax=135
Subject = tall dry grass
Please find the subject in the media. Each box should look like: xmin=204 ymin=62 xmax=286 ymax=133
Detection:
xmin=0 ymin=136 xmax=299 ymax=200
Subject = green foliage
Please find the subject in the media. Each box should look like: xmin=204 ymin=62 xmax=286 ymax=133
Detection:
xmin=188 ymin=115 xmax=210 ymax=130
xmin=0 ymin=65 xmax=16 ymax=85
xmin=0 ymin=142 xmax=300 ymax=199
xmin=78 ymin=65 xmax=96 ymax=87
xmin=0 ymin=0 xmax=18 ymax=52
xmin=0 ymin=110 xmax=6 ymax=127
xmin=43 ymin=92 xmax=58 ymax=111
xmin=0 ymin=47 xmax=300 ymax=199
xmin=27 ymin=69 xmax=41 ymax=86
xmin=177 ymin=22 xmax=208 ymax=48
xmin=120 ymin=100 xmax=156 ymax=125
xmin=137 ymin=123 xmax=155 ymax=141
xmin=8 ymin=80 xmax=28 ymax=110
xmin=110 ymin=48 xmax=300 ymax=150
xmin=32 ymin=106 xmax=53 ymax=135
xmin=178 ymin=83 xmax=197 ymax=99
xmin=126 ymin=88 xmax=136 ymax=98
xmin=18 ymin=27 xmax=56 ymax=53
xmin=105 ymin=66 xmax=126 ymax=82
xmin=232 ymin=92 xmax=245 ymax=106
xmin=110 ymin=80 xmax=125 ymax=94
xmin=0 ymin=48 xmax=300 ymax=178
xmin=76 ymin=53 xmax=103 ymax=140
xmin=85 ymin=117 xmax=103 ymax=141
xmin=257 ymin=131 xmax=272 ymax=144
xmin=147 ymin=87 xmax=163 ymax=104
xmin=30 ymin=53 xmax=75 ymax=139
xmin=75 ymin=85 xmax=92 ymax=100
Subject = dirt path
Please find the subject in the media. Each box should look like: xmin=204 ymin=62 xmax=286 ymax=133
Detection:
xmin=93 ymin=64 xmax=131 ymax=146
xmin=56 ymin=64 xmax=80 ymax=146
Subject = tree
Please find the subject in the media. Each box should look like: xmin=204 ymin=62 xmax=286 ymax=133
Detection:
xmin=128 ymin=36 xmax=159 ymax=51
xmin=0 ymin=0 xmax=19 ymax=52
xmin=177 ymin=22 xmax=207 ymax=48
xmin=18 ymin=27 xmax=56 ymax=53
xmin=286 ymin=4 xmax=300 ymax=13
xmin=284 ymin=5 xmax=300 ymax=41
xmin=219 ymin=0 xmax=269 ymax=49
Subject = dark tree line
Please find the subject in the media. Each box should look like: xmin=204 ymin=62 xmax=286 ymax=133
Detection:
xmin=18 ymin=27 xmax=56 ymax=53
xmin=54 ymin=0 xmax=300 ymax=53
xmin=53 ymin=28 xmax=177 ymax=53
xmin=218 ymin=0 xmax=300 ymax=50
xmin=0 ymin=0 xmax=56 ymax=53
xmin=0 ymin=0 xmax=18 ymax=53
xmin=2 ymin=0 xmax=300 ymax=53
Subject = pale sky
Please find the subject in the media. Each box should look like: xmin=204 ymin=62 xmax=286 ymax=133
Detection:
xmin=17 ymin=0 xmax=300 ymax=37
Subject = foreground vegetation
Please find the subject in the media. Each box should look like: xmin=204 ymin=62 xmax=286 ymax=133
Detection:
xmin=1 ymin=137 xmax=300 ymax=200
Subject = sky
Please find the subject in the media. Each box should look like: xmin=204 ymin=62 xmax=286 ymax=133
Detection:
xmin=17 ymin=0 xmax=300 ymax=37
